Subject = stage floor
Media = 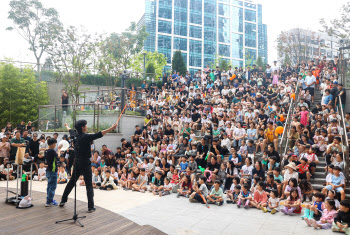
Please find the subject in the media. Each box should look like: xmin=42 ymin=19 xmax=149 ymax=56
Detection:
xmin=0 ymin=188 xmax=166 ymax=235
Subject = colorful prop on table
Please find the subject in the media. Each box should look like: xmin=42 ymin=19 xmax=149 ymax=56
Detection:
xmin=275 ymin=126 xmax=284 ymax=135
xmin=198 ymin=166 xmax=205 ymax=173
xmin=115 ymin=105 xmax=127 ymax=125
xmin=229 ymin=74 xmax=236 ymax=81
xmin=204 ymin=170 xmax=212 ymax=182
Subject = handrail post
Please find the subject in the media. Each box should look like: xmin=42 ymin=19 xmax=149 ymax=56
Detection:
xmin=93 ymin=104 xmax=96 ymax=133
xmin=54 ymin=105 xmax=57 ymax=132
xmin=97 ymin=104 xmax=100 ymax=132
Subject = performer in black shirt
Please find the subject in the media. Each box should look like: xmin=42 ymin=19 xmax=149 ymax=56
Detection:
xmin=59 ymin=121 xmax=117 ymax=212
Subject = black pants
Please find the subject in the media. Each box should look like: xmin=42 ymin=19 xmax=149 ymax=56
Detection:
xmin=61 ymin=162 xmax=94 ymax=208
xmin=100 ymin=185 xmax=113 ymax=190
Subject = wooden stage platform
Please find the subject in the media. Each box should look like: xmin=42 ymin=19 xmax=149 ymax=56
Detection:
xmin=0 ymin=188 xmax=166 ymax=235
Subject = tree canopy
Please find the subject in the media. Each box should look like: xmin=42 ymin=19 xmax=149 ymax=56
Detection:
xmin=0 ymin=62 xmax=49 ymax=126
xmin=172 ymin=50 xmax=187 ymax=76
xmin=7 ymin=0 xmax=62 ymax=79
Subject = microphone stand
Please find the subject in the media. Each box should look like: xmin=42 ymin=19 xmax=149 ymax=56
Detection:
xmin=55 ymin=158 xmax=86 ymax=227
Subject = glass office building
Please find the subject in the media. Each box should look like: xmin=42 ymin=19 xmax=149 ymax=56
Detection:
xmin=141 ymin=0 xmax=268 ymax=74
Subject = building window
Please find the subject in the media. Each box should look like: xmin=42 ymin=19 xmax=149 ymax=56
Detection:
xmin=219 ymin=44 xmax=230 ymax=57
xmin=190 ymin=0 xmax=202 ymax=25
xmin=204 ymin=41 xmax=216 ymax=55
xmin=232 ymin=33 xmax=243 ymax=59
xmin=190 ymin=25 xmax=202 ymax=39
xmin=231 ymin=6 xmax=243 ymax=33
xmin=244 ymin=9 xmax=256 ymax=22
xmin=204 ymin=56 xmax=215 ymax=67
xmin=158 ymin=35 xmax=171 ymax=50
xmin=232 ymin=59 xmax=243 ymax=68
xmin=245 ymin=22 xmax=256 ymax=47
xmin=245 ymin=48 xmax=256 ymax=66
xmin=218 ymin=3 xmax=230 ymax=17
xmin=174 ymin=22 xmax=187 ymax=36
xmin=232 ymin=0 xmax=243 ymax=6
xmin=173 ymin=37 xmax=188 ymax=51
xmin=244 ymin=2 xmax=256 ymax=9
xmin=158 ymin=20 xmax=172 ymax=34
xmin=158 ymin=0 xmax=172 ymax=19
xmin=218 ymin=17 xmax=230 ymax=43
xmin=190 ymin=40 xmax=202 ymax=53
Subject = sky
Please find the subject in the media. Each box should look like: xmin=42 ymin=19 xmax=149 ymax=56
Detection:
xmin=0 ymin=0 xmax=347 ymax=65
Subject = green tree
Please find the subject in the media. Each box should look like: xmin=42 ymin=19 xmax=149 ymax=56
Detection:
xmin=7 ymin=0 xmax=63 ymax=80
xmin=320 ymin=3 xmax=350 ymax=40
xmin=0 ymin=62 xmax=49 ymax=127
xmin=220 ymin=59 xmax=230 ymax=71
xmin=172 ymin=50 xmax=187 ymax=75
xmin=146 ymin=62 xmax=155 ymax=76
xmin=130 ymin=51 xmax=167 ymax=79
xmin=107 ymin=22 xmax=149 ymax=70
xmin=255 ymin=56 xmax=266 ymax=70
xmin=47 ymin=26 xmax=95 ymax=104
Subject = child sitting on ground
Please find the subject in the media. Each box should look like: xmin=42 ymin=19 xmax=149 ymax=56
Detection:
xmin=149 ymin=171 xmax=164 ymax=194
xmin=159 ymin=177 xmax=172 ymax=197
xmin=281 ymin=188 xmax=301 ymax=215
xmin=189 ymin=176 xmax=208 ymax=204
xmin=227 ymin=185 xmax=241 ymax=204
xmin=304 ymin=199 xmax=338 ymax=230
xmin=100 ymin=170 xmax=117 ymax=190
xmin=33 ymin=162 xmax=47 ymax=181
xmin=301 ymin=192 xmax=325 ymax=220
xmin=92 ymin=169 xmax=101 ymax=188
xmin=131 ymin=168 xmax=148 ymax=193
xmin=250 ymin=181 xmax=268 ymax=211
xmin=237 ymin=183 xmax=252 ymax=209
xmin=57 ymin=166 xmax=68 ymax=184
xmin=206 ymin=180 xmax=224 ymax=206
xmin=177 ymin=175 xmax=192 ymax=198
xmin=265 ymin=189 xmax=279 ymax=214
xmin=125 ymin=171 xmax=136 ymax=190
xmin=332 ymin=200 xmax=350 ymax=233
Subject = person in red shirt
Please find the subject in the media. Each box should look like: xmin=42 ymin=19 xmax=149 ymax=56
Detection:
xmin=297 ymin=157 xmax=311 ymax=182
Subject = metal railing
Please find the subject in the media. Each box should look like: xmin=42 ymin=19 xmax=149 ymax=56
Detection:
xmin=337 ymin=98 xmax=349 ymax=182
xmin=279 ymin=83 xmax=300 ymax=156
xmin=37 ymin=102 xmax=146 ymax=133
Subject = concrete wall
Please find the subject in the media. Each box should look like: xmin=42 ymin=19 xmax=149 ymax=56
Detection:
xmin=37 ymin=115 xmax=144 ymax=152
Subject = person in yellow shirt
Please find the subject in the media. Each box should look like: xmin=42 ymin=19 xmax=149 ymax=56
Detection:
xmin=262 ymin=121 xmax=278 ymax=151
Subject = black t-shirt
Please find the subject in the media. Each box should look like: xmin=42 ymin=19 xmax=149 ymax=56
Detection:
xmin=193 ymin=98 xmax=203 ymax=106
xmin=115 ymin=152 xmax=123 ymax=159
xmin=134 ymin=129 xmax=142 ymax=136
xmin=192 ymin=113 xmax=201 ymax=123
xmin=164 ymin=128 xmax=174 ymax=136
xmin=197 ymin=143 xmax=208 ymax=155
xmin=29 ymin=139 xmax=40 ymax=156
xmin=45 ymin=149 xmax=58 ymax=172
xmin=267 ymin=150 xmax=280 ymax=163
xmin=206 ymin=162 xmax=220 ymax=172
xmin=283 ymin=159 xmax=301 ymax=168
xmin=177 ymin=101 xmax=186 ymax=113
xmin=71 ymin=130 xmax=103 ymax=164
xmin=210 ymin=144 xmax=222 ymax=155
xmin=330 ymin=87 xmax=338 ymax=103
xmin=337 ymin=88 xmax=346 ymax=105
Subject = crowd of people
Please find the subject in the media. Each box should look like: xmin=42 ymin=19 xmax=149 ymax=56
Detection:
xmin=1 ymin=56 xmax=350 ymax=233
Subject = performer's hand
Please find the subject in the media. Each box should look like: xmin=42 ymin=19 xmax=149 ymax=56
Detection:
xmin=111 ymin=123 xmax=118 ymax=130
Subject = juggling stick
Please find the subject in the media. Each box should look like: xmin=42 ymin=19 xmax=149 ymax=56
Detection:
xmin=115 ymin=105 xmax=127 ymax=125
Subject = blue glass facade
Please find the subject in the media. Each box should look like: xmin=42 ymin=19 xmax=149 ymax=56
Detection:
xmin=142 ymin=0 xmax=268 ymax=70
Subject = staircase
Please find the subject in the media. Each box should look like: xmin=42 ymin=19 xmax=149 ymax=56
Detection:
xmin=309 ymin=88 xmax=350 ymax=198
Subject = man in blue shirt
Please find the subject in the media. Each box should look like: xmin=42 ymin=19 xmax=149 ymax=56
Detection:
xmin=323 ymin=89 xmax=333 ymax=106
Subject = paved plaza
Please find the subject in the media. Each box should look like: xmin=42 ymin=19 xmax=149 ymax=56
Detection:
xmin=0 ymin=181 xmax=335 ymax=235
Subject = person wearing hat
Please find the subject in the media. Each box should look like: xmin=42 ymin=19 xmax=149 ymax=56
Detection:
xmin=281 ymin=162 xmax=299 ymax=199
xmin=336 ymin=83 xmax=346 ymax=110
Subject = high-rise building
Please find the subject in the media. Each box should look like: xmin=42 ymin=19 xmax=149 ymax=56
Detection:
xmin=139 ymin=0 xmax=268 ymax=74
xmin=278 ymin=28 xmax=339 ymax=65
